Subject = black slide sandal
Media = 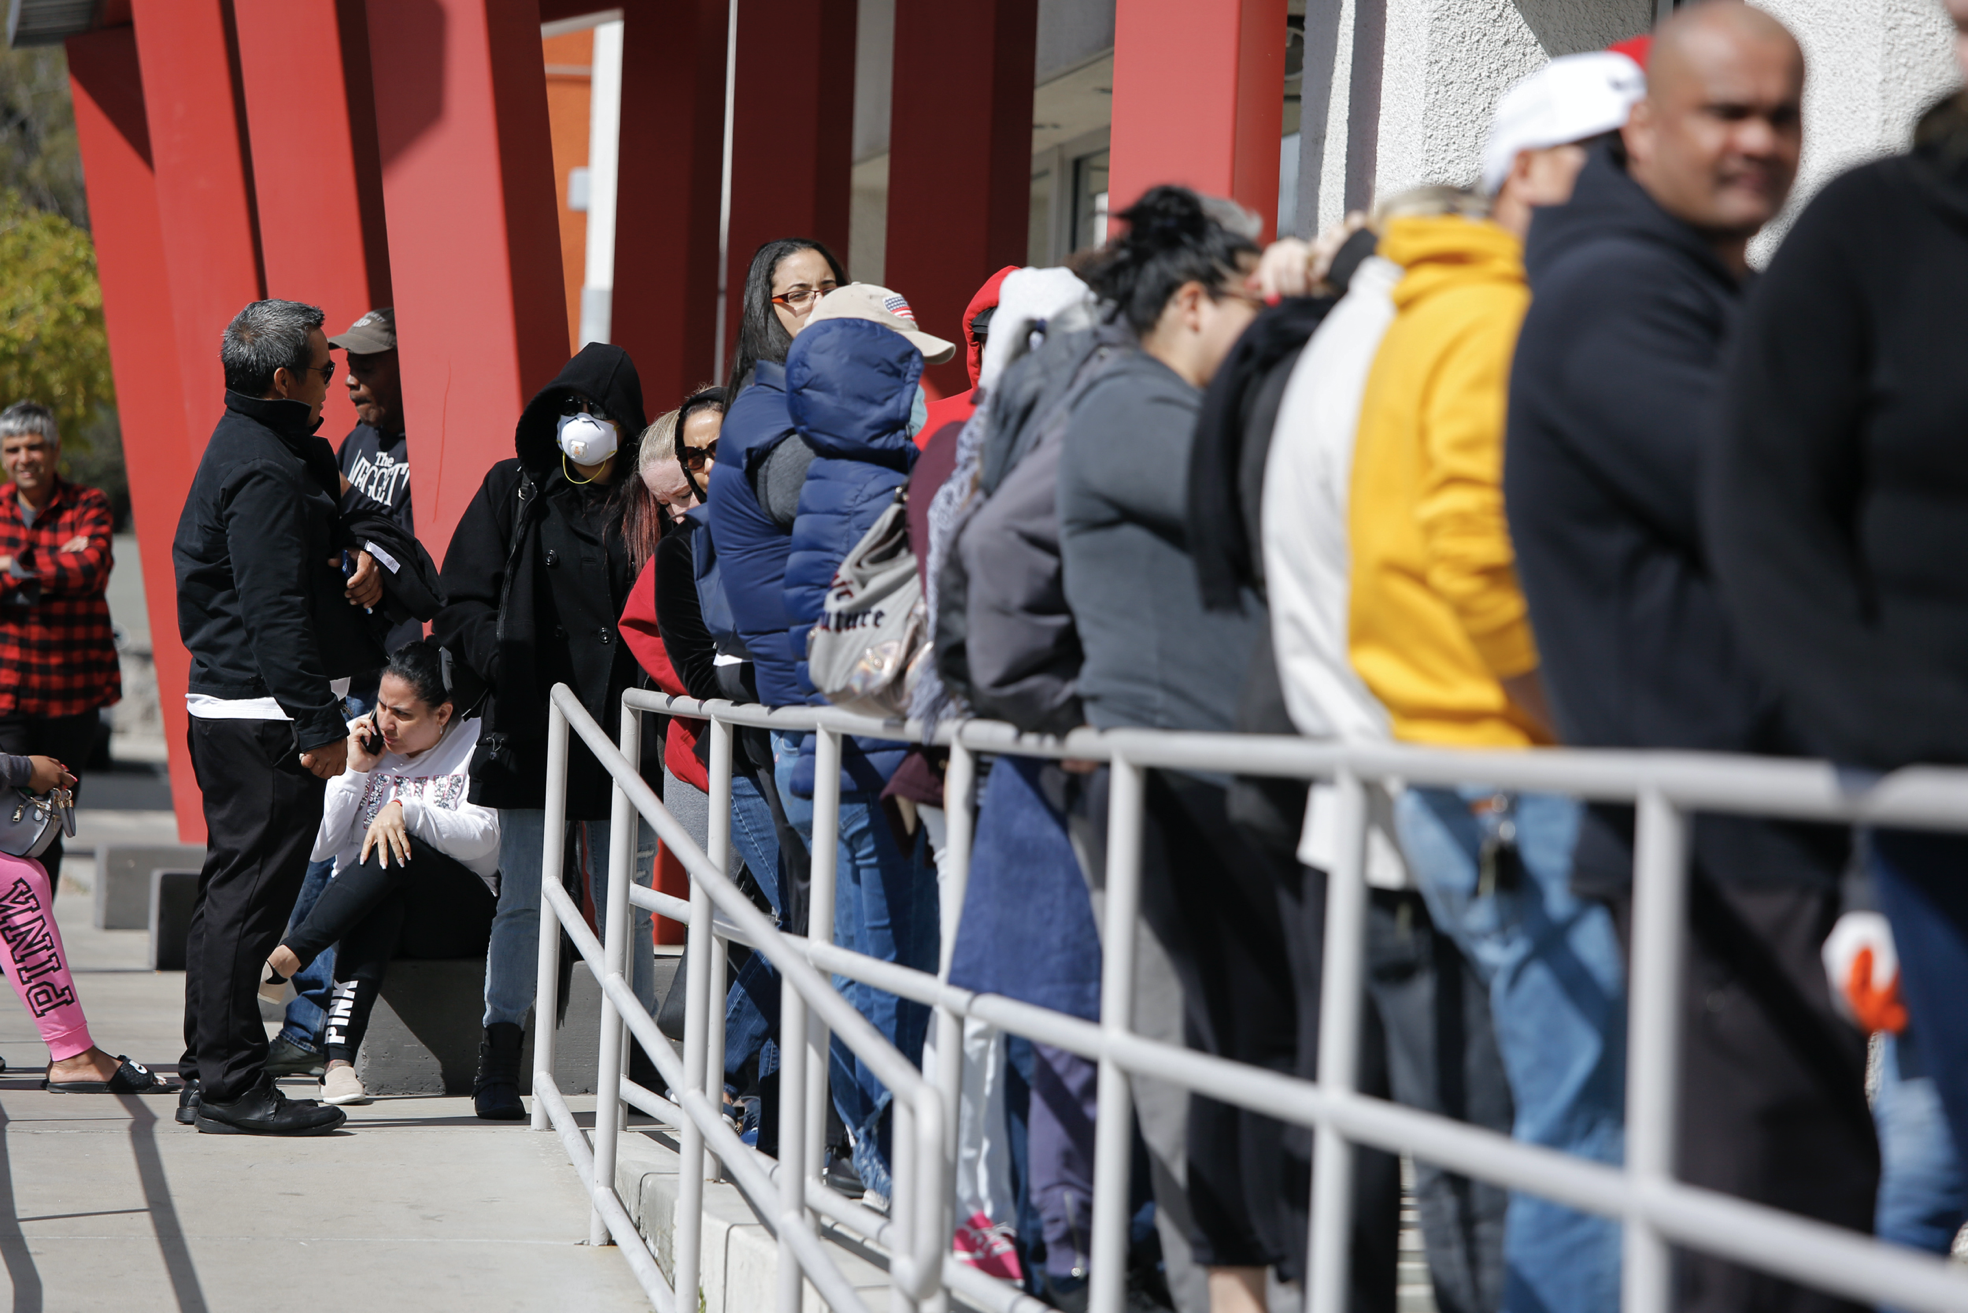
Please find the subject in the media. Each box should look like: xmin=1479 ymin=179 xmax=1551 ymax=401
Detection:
xmin=43 ymin=1057 xmax=178 ymax=1094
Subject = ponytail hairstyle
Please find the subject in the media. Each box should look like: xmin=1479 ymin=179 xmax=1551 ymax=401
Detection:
xmin=725 ymin=238 xmax=848 ymax=398
xmin=383 ymin=639 xmax=455 ymax=720
xmin=1078 ymin=185 xmax=1263 ymax=337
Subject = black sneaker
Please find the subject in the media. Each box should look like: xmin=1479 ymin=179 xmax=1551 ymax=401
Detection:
xmin=194 ymin=1075 xmax=345 ymax=1136
xmin=175 ymin=1078 xmax=200 ymax=1126
xmin=823 ymin=1149 xmax=865 ymax=1199
xmin=263 ymin=1036 xmax=327 ymax=1078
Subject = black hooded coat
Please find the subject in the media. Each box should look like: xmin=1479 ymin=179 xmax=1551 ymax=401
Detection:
xmin=433 ymin=344 xmax=649 ymax=816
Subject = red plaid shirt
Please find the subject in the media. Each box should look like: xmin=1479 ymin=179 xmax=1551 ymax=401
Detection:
xmin=0 ymin=479 xmax=121 ymax=717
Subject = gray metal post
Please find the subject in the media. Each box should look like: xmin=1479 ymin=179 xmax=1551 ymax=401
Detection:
xmin=704 ymin=717 xmax=734 ymax=1180
xmin=675 ymin=716 xmax=721 ymax=1307
xmin=929 ymin=739 xmax=978 ymax=1313
xmin=1624 ymin=788 xmax=1687 ymax=1313
xmin=1307 ymin=771 xmax=1370 ymax=1313
xmin=807 ymin=727 xmax=843 ymax=1192
xmin=587 ymin=703 xmax=641 ymax=1245
xmin=777 ymin=971 xmax=812 ymax=1313
xmin=531 ymin=698 xmax=571 ymax=1133
xmin=1087 ymin=757 xmax=1146 ymax=1313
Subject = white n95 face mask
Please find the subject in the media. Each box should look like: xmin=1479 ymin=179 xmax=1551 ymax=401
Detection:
xmin=556 ymin=412 xmax=619 ymax=465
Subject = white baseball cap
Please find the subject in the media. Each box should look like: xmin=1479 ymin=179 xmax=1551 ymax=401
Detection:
xmin=1481 ymin=51 xmax=1645 ymax=195
xmin=803 ymin=283 xmax=957 ymax=364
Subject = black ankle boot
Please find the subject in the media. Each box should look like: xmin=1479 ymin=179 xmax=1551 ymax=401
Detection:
xmin=473 ymin=1022 xmax=527 ymax=1121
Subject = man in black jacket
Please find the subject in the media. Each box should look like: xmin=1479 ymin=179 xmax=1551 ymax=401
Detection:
xmin=433 ymin=343 xmax=653 ymax=1120
xmin=1504 ymin=6 xmax=1877 ymax=1309
xmin=172 ymin=298 xmax=386 ymax=1136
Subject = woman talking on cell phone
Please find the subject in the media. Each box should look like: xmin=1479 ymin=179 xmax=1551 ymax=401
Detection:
xmin=263 ymin=640 xmax=499 ymax=1107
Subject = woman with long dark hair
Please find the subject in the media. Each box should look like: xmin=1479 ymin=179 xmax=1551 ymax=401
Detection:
xmin=724 ymin=237 xmax=847 ymax=398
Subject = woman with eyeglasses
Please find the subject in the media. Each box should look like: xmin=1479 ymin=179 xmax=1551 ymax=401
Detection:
xmin=433 ymin=342 xmax=663 ymax=1121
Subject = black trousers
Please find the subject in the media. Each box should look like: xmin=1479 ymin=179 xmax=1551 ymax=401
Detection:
xmin=180 ymin=717 xmax=325 ymax=1101
xmin=1135 ymin=769 xmax=1400 ymax=1302
xmin=285 ymin=833 xmax=495 ymax=1063
xmin=0 ymin=708 xmax=99 ymax=889
xmin=1608 ymin=876 xmax=1879 ymax=1313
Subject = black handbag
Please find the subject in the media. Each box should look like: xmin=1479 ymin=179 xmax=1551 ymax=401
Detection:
xmin=0 ymin=786 xmax=75 ymax=859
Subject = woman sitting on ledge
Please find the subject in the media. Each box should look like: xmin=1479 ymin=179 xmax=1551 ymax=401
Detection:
xmin=267 ymin=639 xmax=499 ymax=1107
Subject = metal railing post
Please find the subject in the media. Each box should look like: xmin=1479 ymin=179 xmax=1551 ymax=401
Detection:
xmin=930 ymin=738 xmax=978 ymax=1313
xmin=807 ymin=727 xmax=844 ymax=1193
xmin=705 ymin=716 xmax=734 ymax=1181
xmin=1087 ymin=757 xmax=1146 ymax=1313
xmin=531 ymin=699 xmax=571 ymax=1133
xmin=1307 ymin=770 xmax=1370 ymax=1313
xmin=587 ymin=702 xmax=640 ymax=1245
xmin=891 ymin=1093 xmax=920 ymax=1313
xmin=778 ymin=964 xmax=812 ymax=1313
xmin=676 ymin=716 xmax=720 ymax=1308
xmin=1624 ymin=787 xmax=1687 ymax=1313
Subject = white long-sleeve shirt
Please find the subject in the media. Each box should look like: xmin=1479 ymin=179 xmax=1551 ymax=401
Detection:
xmin=310 ymin=715 xmax=500 ymax=889
xmin=1262 ymin=255 xmax=1410 ymax=889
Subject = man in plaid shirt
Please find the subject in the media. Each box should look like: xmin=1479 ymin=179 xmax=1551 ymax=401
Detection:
xmin=0 ymin=401 xmax=120 ymax=888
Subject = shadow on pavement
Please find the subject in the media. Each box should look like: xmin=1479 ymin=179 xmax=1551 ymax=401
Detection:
xmin=117 ymin=1095 xmax=208 ymax=1313
xmin=0 ymin=1105 xmax=42 ymax=1312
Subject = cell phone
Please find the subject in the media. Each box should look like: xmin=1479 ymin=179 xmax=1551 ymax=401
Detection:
xmin=359 ymin=712 xmax=384 ymax=756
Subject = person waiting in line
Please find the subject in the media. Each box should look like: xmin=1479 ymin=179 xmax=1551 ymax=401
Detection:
xmin=434 ymin=341 xmax=659 ymax=1122
xmin=0 ymin=401 xmax=122 ymax=893
xmin=1055 ymin=184 xmax=1311 ymax=1313
xmin=266 ymin=640 xmax=497 ymax=1106
xmin=0 ymin=749 xmax=174 ymax=1093
xmin=1346 ymin=52 xmax=1642 ymax=1313
xmin=1707 ymin=0 xmax=1968 ymax=1289
xmin=1506 ymin=8 xmax=1875 ymax=1309
xmin=268 ymin=305 xmax=417 ymax=1083
xmin=173 ymin=298 xmax=386 ymax=1136
xmin=774 ymin=283 xmax=950 ymax=1207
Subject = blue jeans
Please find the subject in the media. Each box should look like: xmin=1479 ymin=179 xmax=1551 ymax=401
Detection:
xmin=773 ymin=731 xmax=937 ymax=1199
xmin=1873 ymin=828 xmax=1968 ymax=1182
xmin=724 ymin=769 xmax=786 ymax=1081
xmin=1874 ymin=1028 xmax=1968 ymax=1279
xmin=276 ymin=858 xmax=337 ymax=1050
xmin=275 ymin=684 xmax=377 ymax=1050
xmin=484 ymin=808 xmax=658 ymax=1029
xmin=1395 ymin=787 xmax=1626 ymax=1313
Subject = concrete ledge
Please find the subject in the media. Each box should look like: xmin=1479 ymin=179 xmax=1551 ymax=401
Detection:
xmin=612 ymin=1129 xmax=894 ymax=1313
xmin=146 ymin=868 xmax=199 ymax=970
xmin=95 ymin=843 xmax=202 ymax=929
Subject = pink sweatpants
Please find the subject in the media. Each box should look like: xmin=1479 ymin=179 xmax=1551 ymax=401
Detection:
xmin=0 ymin=852 xmax=93 ymax=1061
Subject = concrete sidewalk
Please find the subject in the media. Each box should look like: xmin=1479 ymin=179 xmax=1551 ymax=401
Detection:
xmin=0 ymin=879 xmax=652 ymax=1312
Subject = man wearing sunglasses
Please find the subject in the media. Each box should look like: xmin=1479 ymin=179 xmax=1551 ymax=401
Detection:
xmin=171 ymin=298 xmax=394 ymax=1136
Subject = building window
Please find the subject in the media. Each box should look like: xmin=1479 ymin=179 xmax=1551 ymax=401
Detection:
xmin=1074 ymin=150 xmax=1111 ymax=252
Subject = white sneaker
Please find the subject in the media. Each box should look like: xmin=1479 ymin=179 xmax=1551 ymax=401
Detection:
xmin=320 ymin=1065 xmax=370 ymax=1106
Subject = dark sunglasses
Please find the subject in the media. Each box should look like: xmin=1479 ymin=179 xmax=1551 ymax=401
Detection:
xmin=679 ymin=440 xmax=719 ymax=472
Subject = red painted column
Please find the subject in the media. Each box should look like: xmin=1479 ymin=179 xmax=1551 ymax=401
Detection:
xmin=234 ymin=0 xmax=395 ymax=444
xmin=1108 ymin=0 xmax=1289 ymax=241
xmin=723 ymin=0 xmax=857 ymax=364
xmin=128 ymin=0 xmax=267 ymax=450
xmin=365 ymin=0 xmax=569 ymax=561
xmin=612 ymin=0 xmax=729 ymax=411
xmin=66 ymin=28 xmax=206 ymax=843
xmin=883 ymin=0 xmax=1038 ymax=397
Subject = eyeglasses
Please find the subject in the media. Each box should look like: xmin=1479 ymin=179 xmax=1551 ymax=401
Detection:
xmin=770 ymin=282 xmax=838 ymax=312
xmin=679 ymin=440 xmax=718 ymax=471
xmin=559 ymin=395 xmax=604 ymax=418
xmin=290 ymin=359 xmax=334 ymax=385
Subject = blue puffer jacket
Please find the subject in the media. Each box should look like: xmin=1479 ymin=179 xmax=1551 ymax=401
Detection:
xmin=784 ymin=319 xmax=923 ymax=796
xmin=707 ymin=360 xmax=803 ymax=707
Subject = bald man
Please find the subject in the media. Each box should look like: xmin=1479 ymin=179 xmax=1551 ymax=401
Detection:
xmin=1503 ymin=4 xmax=1878 ymax=1311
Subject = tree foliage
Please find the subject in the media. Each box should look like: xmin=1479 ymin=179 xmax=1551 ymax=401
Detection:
xmin=0 ymin=189 xmax=114 ymax=448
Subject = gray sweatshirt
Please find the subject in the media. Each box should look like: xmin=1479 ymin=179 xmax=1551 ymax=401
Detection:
xmin=1057 ymin=347 xmax=1264 ymax=734
xmin=0 ymin=756 xmax=30 ymax=789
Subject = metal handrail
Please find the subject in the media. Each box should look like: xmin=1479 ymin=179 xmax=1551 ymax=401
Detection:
xmin=630 ymin=688 xmax=1968 ymax=1313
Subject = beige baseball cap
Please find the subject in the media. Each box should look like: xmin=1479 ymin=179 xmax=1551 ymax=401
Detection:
xmin=803 ymin=283 xmax=956 ymax=365
xmin=328 ymin=306 xmax=396 ymax=354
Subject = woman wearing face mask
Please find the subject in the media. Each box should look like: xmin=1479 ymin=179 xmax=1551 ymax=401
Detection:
xmin=1057 ymin=187 xmax=1321 ymax=1313
xmin=433 ymin=342 xmax=658 ymax=1121
xmin=266 ymin=641 xmax=498 ymax=1106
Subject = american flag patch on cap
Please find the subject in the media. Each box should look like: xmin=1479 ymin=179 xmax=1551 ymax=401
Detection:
xmin=882 ymin=293 xmax=916 ymax=323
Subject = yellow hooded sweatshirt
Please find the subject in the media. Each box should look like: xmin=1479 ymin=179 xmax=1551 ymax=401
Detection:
xmin=1346 ymin=214 xmax=1547 ymax=749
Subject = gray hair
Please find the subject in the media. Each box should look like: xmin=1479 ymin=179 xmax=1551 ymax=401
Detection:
xmin=221 ymin=298 xmax=325 ymax=396
xmin=0 ymin=402 xmax=58 ymax=446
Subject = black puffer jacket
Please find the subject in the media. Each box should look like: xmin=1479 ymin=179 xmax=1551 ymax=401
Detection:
xmin=433 ymin=345 xmax=648 ymax=816
xmin=174 ymin=391 xmax=386 ymax=751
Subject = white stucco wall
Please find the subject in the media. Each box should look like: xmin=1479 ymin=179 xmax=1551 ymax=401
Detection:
xmin=1302 ymin=0 xmax=1962 ymax=243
